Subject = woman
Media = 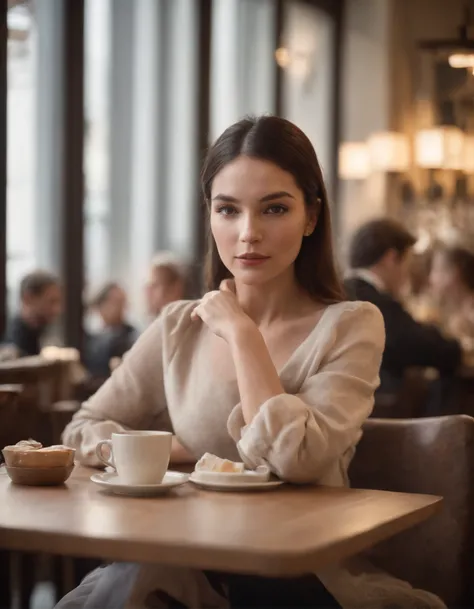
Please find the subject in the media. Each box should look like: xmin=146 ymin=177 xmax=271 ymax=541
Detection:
xmin=59 ymin=117 xmax=442 ymax=609
xmin=430 ymin=242 xmax=474 ymax=350
xmin=83 ymin=282 xmax=138 ymax=380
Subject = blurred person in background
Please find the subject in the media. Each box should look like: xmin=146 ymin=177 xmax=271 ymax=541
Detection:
xmin=145 ymin=251 xmax=188 ymax=318
xmin=84 ymin=282 xmax=138 ymax=381
xmin=404 ymin=249 xmax=440 ymax=325
xmin=3 ymin=270 xmax=62 ymax=357
xmin=430 ymin=241 xmax=474 ymax=350
xmin=345 ymin=218 xmax=462 ymax=396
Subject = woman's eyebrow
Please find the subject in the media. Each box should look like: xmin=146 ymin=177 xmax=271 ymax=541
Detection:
xmin=212 ymin=194 xmax=239 ymax=202
xmin=259 ymin=191 xmax=295 ymax=202
xmin=212 ymin=191 xmax=295 ymax=203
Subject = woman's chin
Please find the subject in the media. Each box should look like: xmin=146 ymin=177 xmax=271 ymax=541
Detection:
xmin=232 ymin=267 xmax=287 ymax=288
xmin=232 ymin=269 xmax=268 ymax=286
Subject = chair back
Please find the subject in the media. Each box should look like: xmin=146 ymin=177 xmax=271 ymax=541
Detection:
xmin=349 ymin=415 xmax=474 ymax=607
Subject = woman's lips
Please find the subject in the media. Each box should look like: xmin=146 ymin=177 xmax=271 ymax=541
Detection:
xmin=235 ymin=255 xmax=270 ymax=266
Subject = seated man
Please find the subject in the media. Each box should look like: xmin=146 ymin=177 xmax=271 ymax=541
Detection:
xmin=345 ymin=219 xmax=462 ymax=399
xmin=3 ymin=270 xmax=62 ymax=356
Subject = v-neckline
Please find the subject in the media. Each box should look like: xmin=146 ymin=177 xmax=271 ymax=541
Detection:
xmin=276 ymin=302 xmax=337 ymax=376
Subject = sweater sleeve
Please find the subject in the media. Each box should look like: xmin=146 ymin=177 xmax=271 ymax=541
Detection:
xmin=227 ymin=302 xmax=385 ymax=483
xmin=62 ymin=302 xmax=192 ymax=466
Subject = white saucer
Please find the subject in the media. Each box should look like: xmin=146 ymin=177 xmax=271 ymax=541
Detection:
xmin=189 ymin=473 xmax=284 ymax=492
xmin=90 ymin=471 xmax=189 ymax=497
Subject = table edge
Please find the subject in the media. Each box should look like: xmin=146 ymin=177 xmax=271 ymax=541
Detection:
xmin=0 ymin=495 xmax=442 ymax=576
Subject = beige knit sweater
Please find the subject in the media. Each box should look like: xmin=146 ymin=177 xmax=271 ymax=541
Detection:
xmin=62 ymin=300 xmax=445 ymax=609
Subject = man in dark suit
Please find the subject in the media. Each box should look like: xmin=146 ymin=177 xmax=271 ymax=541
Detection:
xmin=344 ymin=219 xmax=462 ymax=402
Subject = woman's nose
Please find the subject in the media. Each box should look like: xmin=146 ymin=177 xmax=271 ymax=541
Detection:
xmin=239 ymin=215 xmax=262 ymax=243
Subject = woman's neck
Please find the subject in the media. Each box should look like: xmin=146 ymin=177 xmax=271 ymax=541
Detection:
xmin=234 ymin=269 xmax=315 ymax=327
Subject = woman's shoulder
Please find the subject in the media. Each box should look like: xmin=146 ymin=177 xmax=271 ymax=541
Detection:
xmin=150 ymin=300 xmax=199 ymax=337
xmin=160 ymin=299 xmax=199 ymax=322
xmin=129 ymin=300 xmax=200 ymax=361
xmin=157 ymin=299 xmax=204 ymax=342
xmin=321 ymin=300 xmax=385 ymax=343
xmin=324 ymin=299 xmax=383 ymax=320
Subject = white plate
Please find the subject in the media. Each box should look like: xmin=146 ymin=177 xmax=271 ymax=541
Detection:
xmin=90 ymin=471 xmax=189 ymax=497
xmin=189 ymin=473 xmax=284 ymax=492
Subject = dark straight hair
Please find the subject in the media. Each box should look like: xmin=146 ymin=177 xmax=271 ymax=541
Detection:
xmin=200 ymin=116 xmax=345 ymax=304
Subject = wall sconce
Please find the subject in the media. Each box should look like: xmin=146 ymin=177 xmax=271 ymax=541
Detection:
xmin=275 ymin=47 xmax=313 ymax=83
xmin=275 ymin=47 xmax=291 ymax=69
xmin=367 ymin=132 xmax=410 ymax=172
xmin=7 ymin=4 xmax=31 ymax=41
xmin=448 ymin=53 xmax=474 ymax=68
xmin=338 ymin=142 xmax=370 ymax=180
xmin=415 ymin=126 xmax=465 ymax=170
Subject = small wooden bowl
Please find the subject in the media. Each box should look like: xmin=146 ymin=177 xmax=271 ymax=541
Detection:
xmin=5 ymin=464 xmax=74 ymax=486
xmin=2 ymin=447 xmax=75 ymax=468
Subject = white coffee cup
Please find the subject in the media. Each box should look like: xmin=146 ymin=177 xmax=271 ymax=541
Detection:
xmin=96 ymin=431 xmax=172 ymax=485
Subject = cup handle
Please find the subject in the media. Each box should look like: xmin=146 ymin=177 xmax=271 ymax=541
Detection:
xmin=96 ymin=440 xmax=115 ymax=469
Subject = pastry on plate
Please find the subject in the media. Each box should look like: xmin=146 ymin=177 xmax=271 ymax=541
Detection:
xmin=193 ymin=453 xmax=271 ymax=484
xmin=195 ymin=453 xmax=246 ymax=474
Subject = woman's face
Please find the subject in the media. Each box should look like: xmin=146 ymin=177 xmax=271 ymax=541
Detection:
xmin=210 ymin=156 xmax=316 ymax=287
xmin=429 ymin=251 xmax=461 ymax=304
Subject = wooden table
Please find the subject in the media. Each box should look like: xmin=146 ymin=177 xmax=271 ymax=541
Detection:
xmin=0 ymin=466 xmax=441 ymax=576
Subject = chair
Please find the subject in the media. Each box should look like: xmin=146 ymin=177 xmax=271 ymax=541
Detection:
xmin=0 ymin=384 xmax=23 ymax=456
xmin=349 ymin=415 xmax=474 ymax=608
xmin=0 ymin=357 xmax=77 ymax=445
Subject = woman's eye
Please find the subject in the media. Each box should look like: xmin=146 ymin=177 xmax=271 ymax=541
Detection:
xmin=216 ymin=205 xmax=238 ymax=216
xmin=265 ymin=204 xmax=288 ymax=215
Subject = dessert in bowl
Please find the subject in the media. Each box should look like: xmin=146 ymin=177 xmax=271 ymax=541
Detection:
xmin=2 ymin=439 xmax=75 ymax=486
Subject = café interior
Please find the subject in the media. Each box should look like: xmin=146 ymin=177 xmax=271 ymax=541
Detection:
xmin=1 ymin=0 xmax=474 ymax=608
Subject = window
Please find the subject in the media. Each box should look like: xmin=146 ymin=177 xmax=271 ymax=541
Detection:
xmin=210 ymin=0 xmax=277 ymax=141
xmin=6 ymin=0 xmax=36 ymax=312
xmin=84 ymin=0 xmax=112 ymax=292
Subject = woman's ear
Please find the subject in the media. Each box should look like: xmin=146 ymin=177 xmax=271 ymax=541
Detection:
xmin=304 ymin=199 xmax=320 ymax=237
